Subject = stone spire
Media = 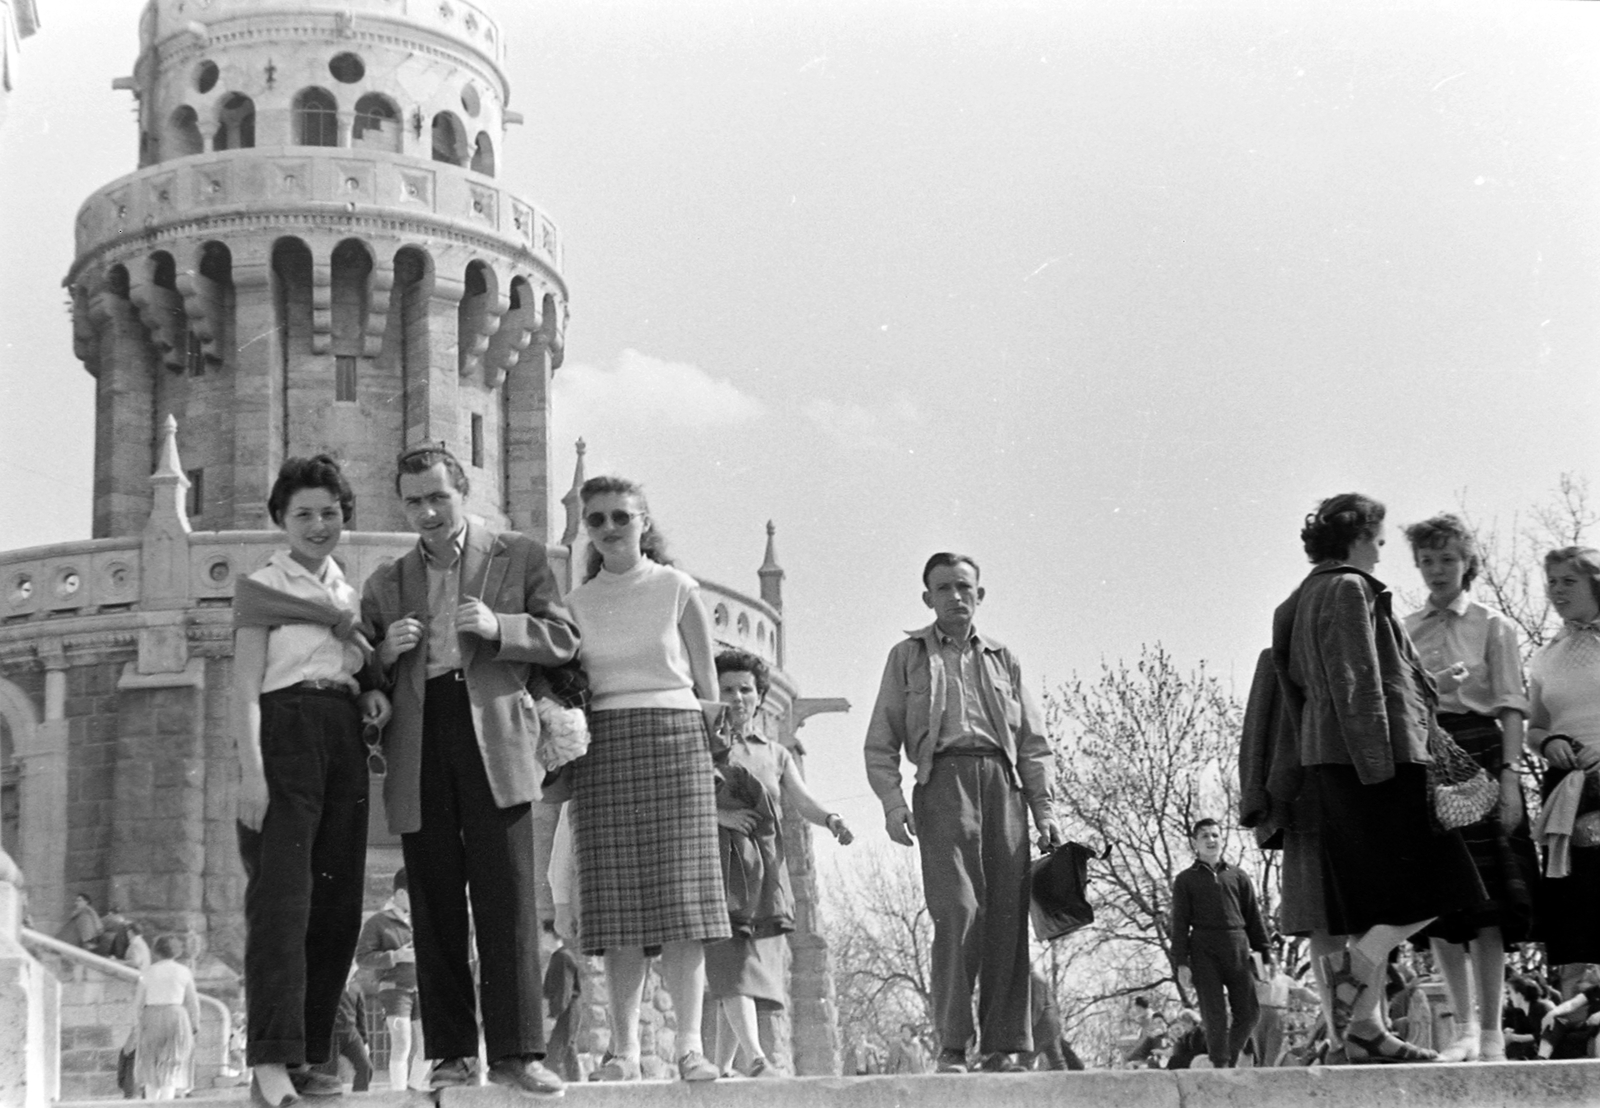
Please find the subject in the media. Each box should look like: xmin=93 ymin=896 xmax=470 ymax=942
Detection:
xmin=560 ymin=438 xmax=587 ymax=548
xmin=759 ymin=519 xmax=784 ymax=610
xmin=141 ymin=414 xmax=193 ymax=610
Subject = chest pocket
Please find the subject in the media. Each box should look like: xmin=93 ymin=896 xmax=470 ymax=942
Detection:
xmin=985 ymin=652 xmax=1024 ymax=730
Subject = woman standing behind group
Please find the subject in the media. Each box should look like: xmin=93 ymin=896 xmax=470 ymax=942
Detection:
xmin=1401 ymin=514 xmax=1534 ymax=1062
xmin=1272 ymin=493 xmax=1483 ymax=1064
xmin=707 ymin=649 xmax=853 ymax=1078
xmin=564 ymin=476 xmax=730 ymax=1082
xmin=1527 ymin=546 xmax=1600 ymax=998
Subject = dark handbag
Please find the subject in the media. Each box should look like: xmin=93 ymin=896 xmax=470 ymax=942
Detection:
xmin=1426 ymin=719 xmax=1497 ymax=830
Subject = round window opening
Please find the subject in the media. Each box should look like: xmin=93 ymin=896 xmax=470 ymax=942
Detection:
xmin=460 ymin=83 xmax=481 ymax=117
xmin=329 ymin=52 xmax=366 ymax=84
xmin=195 ymin=60 xmax=219 ymax=93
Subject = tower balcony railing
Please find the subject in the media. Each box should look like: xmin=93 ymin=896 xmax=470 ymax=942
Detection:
xmin=143 ymin=0 xmax=504 ymax=65
xmin=71 ymin=144 xmax=561 ymax=280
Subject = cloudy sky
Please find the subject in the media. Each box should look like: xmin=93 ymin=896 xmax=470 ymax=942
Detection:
xmin=3 ymin=0 xmax=1599 ymax=855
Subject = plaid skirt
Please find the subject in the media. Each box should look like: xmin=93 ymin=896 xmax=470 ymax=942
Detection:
xmin=570 ymin=708 xmax=731 ymax=955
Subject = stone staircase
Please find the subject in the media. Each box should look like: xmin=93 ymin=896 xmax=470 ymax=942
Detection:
xmin=49 ymin=1061 xmax=1600 ymax=1108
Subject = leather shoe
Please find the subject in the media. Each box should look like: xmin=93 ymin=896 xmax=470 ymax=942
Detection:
xmin=429 ymin=1058 xmax=479 ymax=1089
xmin=250 ymin=1073 xmax=300 ymax=1108
xmin=980 ymin=1053 xmax=1027 ymax=1073
xmin=287 ymin=1067 xmax=343 ymax=1097
xmin=935 ymin=1049 xmax=968 ymax=1074
xmin=488 ymin=1057 xmax=566 ymax=1097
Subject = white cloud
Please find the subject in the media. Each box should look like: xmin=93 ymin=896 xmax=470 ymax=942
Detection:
xmin=802 ymin=393 xmax=925 ymax=448
xmin=553 ymin=348 xmax=766 ymax=429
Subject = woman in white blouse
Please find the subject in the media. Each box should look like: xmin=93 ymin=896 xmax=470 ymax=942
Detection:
xmin=1529 ymin=546 xmax=1600 ymax=998
xmin=565 ymin=475 xmax=730 ymax=1082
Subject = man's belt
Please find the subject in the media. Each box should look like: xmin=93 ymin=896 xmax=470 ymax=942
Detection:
xmin=934 ymin=746 xmax=1005 ymax=759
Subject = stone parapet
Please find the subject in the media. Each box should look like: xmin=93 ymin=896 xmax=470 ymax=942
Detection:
xmin=68 ymin=147 xmax=562 ymax=284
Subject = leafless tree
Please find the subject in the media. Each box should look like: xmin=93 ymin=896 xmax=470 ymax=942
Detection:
xmin=1454 ymin=474 xmax=1596 ymax=657
xmin=1040 ymin=643 xmax=1269 ymax=1053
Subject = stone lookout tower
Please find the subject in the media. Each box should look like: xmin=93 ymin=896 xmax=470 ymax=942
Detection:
xmin=67 ymin=0 xmax=564 ymax=540
xmin=0 ymin=0 xmax=847 ymax=1083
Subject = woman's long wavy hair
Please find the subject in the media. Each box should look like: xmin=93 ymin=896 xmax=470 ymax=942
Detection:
xmin=581 ymin=475 xmax=672 ymax=581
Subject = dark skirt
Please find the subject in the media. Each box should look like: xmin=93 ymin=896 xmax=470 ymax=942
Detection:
xmin=570 ymin=707 xmax=732 ymax=955
xmin=1535 ymin=765 xmax=1600 ymax=964
xmin=705 ymin=934 xmax=787 ymax=1006
xmin=1417 ymin=713 xmax=1537 ymax=945
xmin=1312 ymin=763 xmax=1485 ymax=935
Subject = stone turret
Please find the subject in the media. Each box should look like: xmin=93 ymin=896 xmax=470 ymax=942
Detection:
xmin=66 ymin=0 xmax=567 ymax=541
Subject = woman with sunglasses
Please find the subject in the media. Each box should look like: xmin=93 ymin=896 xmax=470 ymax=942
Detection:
xmin=233 ymin=455 xmax=390 ymax=1107
xmin=564 ymin=475 xmax=730 ymax=1082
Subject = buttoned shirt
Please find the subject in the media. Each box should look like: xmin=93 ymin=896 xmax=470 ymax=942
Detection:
xmin=1169 ymin=858 xmax=1269 ymax=968
xmin=1403 ymin=593 xmax=1529 ymax=719
xmin=251 ymin=551 xmax=363 ymax=693
xmin=934 ymin=627 xmax=1003 ymax=751
xmin=421 ymin=528 xmax=466 ymax=678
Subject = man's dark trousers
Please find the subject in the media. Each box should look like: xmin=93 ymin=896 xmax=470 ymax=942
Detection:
xmin=1189 ymin=929 xmax=1259 ymax=1067
xmin=402 ymin=674 xmax=544 ymax=1063
xmin=913 ymin=750 xmax=1032 ymax=1055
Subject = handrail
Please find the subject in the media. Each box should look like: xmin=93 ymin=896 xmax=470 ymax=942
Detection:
xmin=20 ymin=928 xmax=231 ymax=1069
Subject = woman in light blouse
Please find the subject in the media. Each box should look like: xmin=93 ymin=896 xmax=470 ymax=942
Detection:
xmin=1402 ymin=514 xmax=1533 ymax=1062
xmin=1527 ymin=546 xmax=1600 ymax=999
xmin=564 ymin=475 xmax=730 ymax=1082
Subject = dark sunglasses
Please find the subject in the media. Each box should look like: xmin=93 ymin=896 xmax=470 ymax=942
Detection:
xmin=585 ymin=510 xmax=642 ymax=529
xmin=362 ymin=722 xmax=387 ymax=777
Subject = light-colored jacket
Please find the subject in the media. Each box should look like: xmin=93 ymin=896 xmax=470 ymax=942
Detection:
xmin=361 ymin=524 xmax=579 ymax=834
xmin=863 ymin=624 xmax=1055 ymax=826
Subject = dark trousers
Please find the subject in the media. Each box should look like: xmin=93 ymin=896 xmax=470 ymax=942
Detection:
xmin=401 ymin=675 xmax=544 ymax=1062
xmin=914 ymin=752 xmax=1033 ymax=1055
xmin=1189 ymin=929 xmax=1259 ymax=1067
xmin=237 ymin=687 xmax=369 ymax=1066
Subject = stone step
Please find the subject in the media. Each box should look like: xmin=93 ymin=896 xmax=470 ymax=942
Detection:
xmin=55 ymin=1061 xmax=1600 ymax=1108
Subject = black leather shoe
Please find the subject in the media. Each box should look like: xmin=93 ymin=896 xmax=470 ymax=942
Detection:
xmin=287 ymin=1067 xmax=344 ymax=1097
xmin=979 ymin=1052 xmax=1027 ymax=1073
xmin=429 ymin=1057 xmax=479 ymax=1089
xmin=488 ymin=1057 xmax=566 ymax=1097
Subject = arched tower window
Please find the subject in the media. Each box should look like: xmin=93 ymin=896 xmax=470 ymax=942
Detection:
xmin=352 ymin=94 xmax=401 ymax=152
xmin=214 ymin=93 xmax=255 ymax=150
xmin=196 ymin=241 xmax=235 ymax=373
xmin=295 ymin=88 xmax=339 ymax=147
xmin=471 ymin=133 xmax=495 ymax=177
xmin=169 ymin=106 xmax=203 ymax=158
xmin=458 ymin=260 xmax=492 ymax=375
xmin=272 ymin=238 xmax=314 ymax=359
xmin=331 ymin=239 xmax=372 ymax=359
xmin=393 ymin=247 xmax=434 ymax=442
xmin=431 ymin=112 xmax=468 ymax=166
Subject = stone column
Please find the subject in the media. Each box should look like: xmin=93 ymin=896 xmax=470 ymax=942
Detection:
xmin=503 ymin=340 xmax=552 ymax=541
xmin=8 ymin=654 xmax=67 ymax=940
xmin=0 ymin=849 xmax=61 ymax=1108
xmin=229 ymin=252 xmax=283 ymax=529
xmin=88 ymin=283 xmax=158 ymax=539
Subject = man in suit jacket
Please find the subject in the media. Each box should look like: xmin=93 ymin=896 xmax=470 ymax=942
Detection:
xmin=362 ymin=443 xmax=579 ymax=1097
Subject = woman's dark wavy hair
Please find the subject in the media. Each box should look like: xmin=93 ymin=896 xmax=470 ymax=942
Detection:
xmin=1544 ymin=546 xmax=1600 ymax=610
xmin=581 ymin=475 xmax=672 ymax=581
xmin=1301 ymin=493 xmax=1385 ymax=563
xmin=716 ymin=649 xmax=771 ymax=699
xmin=267 ymin=454 xmax=355 ymax=525
xmin=1403 ymin=513 xmax=1481 ymax=591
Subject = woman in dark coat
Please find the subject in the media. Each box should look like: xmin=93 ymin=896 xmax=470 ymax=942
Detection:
xmin=1271 ymin=492 xmax=1483 ymax=1064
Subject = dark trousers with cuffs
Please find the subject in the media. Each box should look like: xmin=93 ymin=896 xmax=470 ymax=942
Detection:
xmin=238 ymin=686 xmax=369 ymax=1066
xmin=914 ymin=750 xmax=1033 ymax=1056
xmin=1188 ymin=929 xmax=1259 ymax=1067
xmin=401 ymin=674 xmax=545 ymax=1063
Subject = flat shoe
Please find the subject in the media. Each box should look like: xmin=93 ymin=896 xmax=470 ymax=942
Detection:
xmin=1437 ymin=1031 xmax=1481 ymax=1064
xmin=677 ymin=1050 xmax=719 ymax=1082
xmin=588 ymin=1053 xmax=641 ymax=1082
xmin=288 ymin=1068 xmax=344 ymax=1098
xmin=251 ymin=1073 xmax=301 ymax=1108
xmin=1345 ymin=1029 xmax=1439 ymax=1064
